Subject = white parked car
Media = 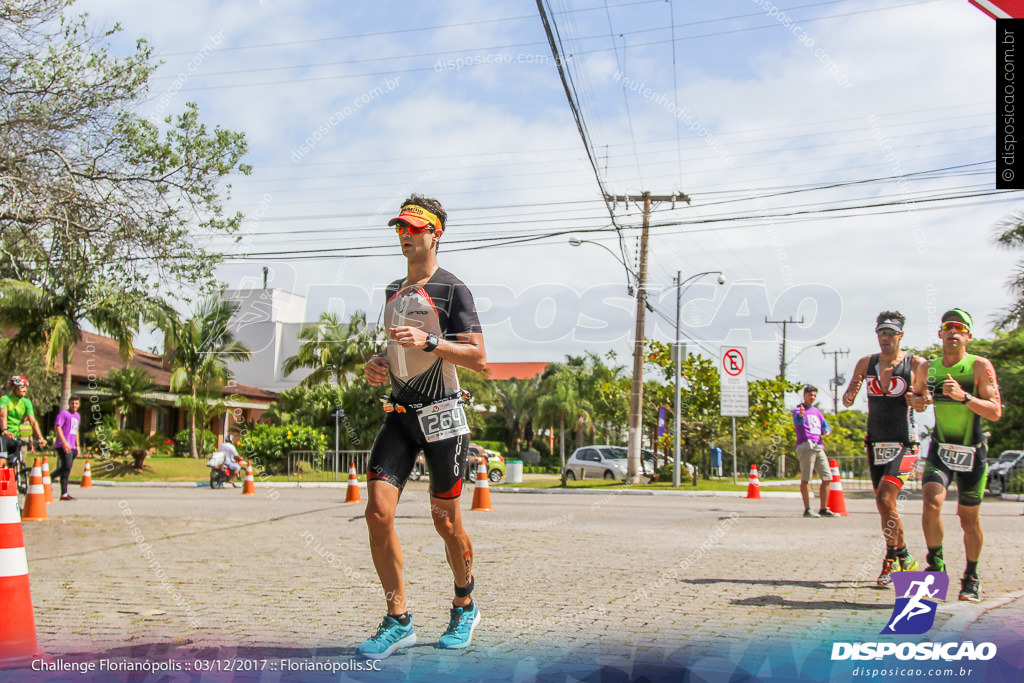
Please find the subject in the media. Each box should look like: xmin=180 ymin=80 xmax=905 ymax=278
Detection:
xmin=563 ymin=445 xmax=694 ymax=481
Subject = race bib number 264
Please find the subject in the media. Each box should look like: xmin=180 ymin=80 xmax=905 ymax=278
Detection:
xmin=416 ymin=398 xmax=470 ymax=443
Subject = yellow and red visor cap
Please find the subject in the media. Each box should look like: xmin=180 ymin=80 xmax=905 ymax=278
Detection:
xmin=387 ymin=204 xmax=441 ymax=230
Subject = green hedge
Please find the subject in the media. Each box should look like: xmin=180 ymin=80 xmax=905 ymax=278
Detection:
xmin=237 ymin=423 xmax=328 ymax=474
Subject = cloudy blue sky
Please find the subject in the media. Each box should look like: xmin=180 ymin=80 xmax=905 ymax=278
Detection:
xmin=77 ymin=0 xmax=1021 ymax=408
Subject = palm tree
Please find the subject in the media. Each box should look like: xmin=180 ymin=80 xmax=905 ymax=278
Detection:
xmin=493 ymin=377 xmax=540 ymax=456
xmin=536 ymin=364 xmax=593 ymax=486
xmin=283 ymin=311 xmax=380 ymax=386
xmin=115 ymin=429 xmax=168 ymax=470
xmin=96 ymin=366 xmax=160 ymax=430
xmin=157 ymin=296 xmax=251 ymax=458
xmin=994 ymin=211 xmax=1024 ymax=328
xmin=0 ymin=279 xmax=141 ymax=409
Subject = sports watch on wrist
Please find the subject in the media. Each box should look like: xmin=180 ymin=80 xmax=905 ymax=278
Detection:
xmin=424 ymin=333 xmax=439 ymax=352
xmin=960 ymin=392 xmax=973 ymax=404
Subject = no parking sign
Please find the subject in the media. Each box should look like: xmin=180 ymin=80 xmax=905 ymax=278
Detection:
xmin=720 ymin=346 xmax=749 ymax=417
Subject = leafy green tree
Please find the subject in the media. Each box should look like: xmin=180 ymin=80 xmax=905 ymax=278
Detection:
xmin=958 ymin=330 xmax=1024 ymax=455
xmin=282 ymin=312 xmax=381 ymax=387
xmin=158 ymin=297 xmax=251 ymax=458
xmin=1 ymin=1 xmax=251 ymax=409
xmin=585 ymin=351 xmax=629 ymax=443
xmin=96 ymin=366 xmax=160 ymax=430
xmin=646 ymin=340 xmax=805 ymax=478
xmin=1 ymin=2 xmax=251 ymax=290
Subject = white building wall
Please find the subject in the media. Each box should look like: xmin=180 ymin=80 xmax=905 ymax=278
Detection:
xmin=223 ymin=288 xmax=312 ymax=393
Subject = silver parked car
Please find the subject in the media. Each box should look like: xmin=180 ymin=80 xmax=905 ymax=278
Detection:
xmin=563 ymin=445 xmax=692 ymax=481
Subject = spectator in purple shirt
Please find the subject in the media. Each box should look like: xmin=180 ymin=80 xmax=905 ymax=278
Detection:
xmin=52 ymin=396 xmax=82 ymax=501
xmin=793 ymin=385 xmax=836 ymax=518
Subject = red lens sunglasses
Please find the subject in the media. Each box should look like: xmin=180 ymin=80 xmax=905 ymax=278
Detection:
xmin=393 ymin=221 xmax=436 ymax=235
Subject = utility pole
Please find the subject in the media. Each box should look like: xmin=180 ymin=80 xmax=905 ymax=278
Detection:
xmin=607 ymin=190 xmax=689 ymax=484
xmin=823 ymin=348 xmax=850 ymax=414
xmin=765 ymin=316 xmax=804 ymax=381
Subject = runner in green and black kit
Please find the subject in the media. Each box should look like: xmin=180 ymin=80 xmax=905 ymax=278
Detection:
xmin=910 ymin=309 xmax=1002 ymax=602
xmin=843 ymin=311 xmax=926 ymax=587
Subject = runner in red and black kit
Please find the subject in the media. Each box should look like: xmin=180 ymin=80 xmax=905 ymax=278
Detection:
xmin=842 ymin=311 xmax=926 ymax=587
xmin=358 ymin=194 xmax=487 ymax=660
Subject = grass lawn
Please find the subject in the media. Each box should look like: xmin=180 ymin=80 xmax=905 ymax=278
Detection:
xmin=57 ymin=456 xmax=304 ymax=483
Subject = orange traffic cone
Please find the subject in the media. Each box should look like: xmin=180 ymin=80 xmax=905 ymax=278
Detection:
xmin=80 ymin=460 xmax=92 ymax=489
xmin=745 ymin=463 xmax=762 ymax=499
xmin=826 ymin=459 xmax=849 ymax=516
xmin=21 ymin=459 xmax=48 ymax=522
xmin=41 ymin=457 xmax=53 ymax=504
xmin=241 ymin=461 xmax=255 ymax=496
xmin=471 ymin=459 xmax=492 ymax=511
xmin=345 ymin=463 xmax=361 ymax=503
xmin=0 ymin=468 xmax=42 ymax=667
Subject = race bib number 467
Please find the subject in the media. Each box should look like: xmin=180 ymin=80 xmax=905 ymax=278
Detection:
xmin=416 ymin=398 xmax=470 ymax=443
xmin=872 ymin=442 xmax=902 ymax=465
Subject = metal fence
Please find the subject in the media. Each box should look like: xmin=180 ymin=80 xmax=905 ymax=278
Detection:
xmin=287 ymin=450 xmax=372 ymax=482
xmin=715 ymin=452 xmax=923 ymax=492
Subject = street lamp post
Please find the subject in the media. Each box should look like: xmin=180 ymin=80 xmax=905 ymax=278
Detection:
xmin=671 ymin=270 xmax=725 ymax=487
xmin=570 ymin=236 xmax=650 ymax=482
xmin=786 ymin=341 xmax=826 ymax=375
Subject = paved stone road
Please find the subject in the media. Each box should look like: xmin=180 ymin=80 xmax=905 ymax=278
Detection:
xmin=8 ymin=484 xmax=1024 ymax=681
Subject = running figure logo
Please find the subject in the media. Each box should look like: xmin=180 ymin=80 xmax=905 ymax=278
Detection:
xmin=881 ymin=572 xmax=949 ymax=635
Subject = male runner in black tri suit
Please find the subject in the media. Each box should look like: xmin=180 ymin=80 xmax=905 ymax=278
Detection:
xmin=357 ymin=195 xmax=487 ymax=659
xmin=842 ymin=311 xmax=926 ymax=587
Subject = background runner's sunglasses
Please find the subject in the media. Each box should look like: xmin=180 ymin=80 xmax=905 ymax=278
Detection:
xmin=941 ymin=321 xmax=968 ymax=332
xmin=393 ymin=221 xmax=436 ymax=235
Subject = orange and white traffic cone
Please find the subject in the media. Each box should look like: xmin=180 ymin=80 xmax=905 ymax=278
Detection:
xmin=241 ymin=461 xmax=255 ymax=496
xmin=471 ymin=459 xmax=492 ymax=511
xmin=345 ymin=463 xmax=361 ymax=504
xmin=80 ymin=460 xmax=92 ymax=489
xmin=21 ymin=459 xmax=48 ymax=522
xmin=826 ymin=458 xmax=849 ymax=516
xmin=0 ymin=468 xmax=43 ymax=667
xmin=41 ymin=457 xmax=53 ymax=504
xmin=745 ymin=463 xmax=762 ymax=499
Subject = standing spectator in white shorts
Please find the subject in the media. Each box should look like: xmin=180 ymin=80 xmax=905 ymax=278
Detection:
xmin=793 ymin=385 xmax=836 ymax=518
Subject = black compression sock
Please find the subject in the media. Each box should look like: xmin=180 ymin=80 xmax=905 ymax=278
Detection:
xmin=885 ymin=545 xmax=897 ymax=560
xmin=895 ymin=545 xmax=908 ymax=559
xmin=965 ymin=561 xmax=979 ymax=579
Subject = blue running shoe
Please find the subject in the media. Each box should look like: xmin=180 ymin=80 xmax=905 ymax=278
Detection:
xmin=438 ymin=602 xmax=480 ymax=649
xmin=357 ymin=615 xmax=416 ymax=659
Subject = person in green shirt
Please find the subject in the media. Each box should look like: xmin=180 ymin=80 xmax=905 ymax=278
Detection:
xmin=0 ymin=376 xmax=47 ymax=468
xmin=909 ymin=309 xmax=1002 ymax=603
